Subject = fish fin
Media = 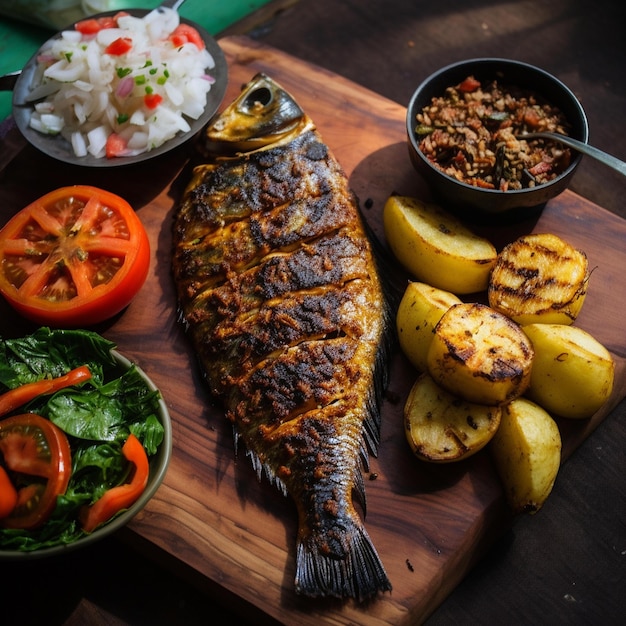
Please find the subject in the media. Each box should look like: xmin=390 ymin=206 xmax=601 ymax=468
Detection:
xmin=243 ymin=445 xmax=289 ymax=498
xmin=360 ymin=286 xmax=393 ymax=460
xmin=295 ymin=521 xmax=392 ymax=601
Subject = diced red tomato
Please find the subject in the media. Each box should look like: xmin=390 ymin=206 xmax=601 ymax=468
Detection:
xmin=529 ymin=161 xmax=553 ymax=176
xmin=105 ymin=37 xmax=133 ymax=56
xmin=169 ymin=23 xmax=205 ymax=49
xmin=523 ymin=107 xmax=542 ymax=129
xmin=0 ymin=365 xmax=91 ymax=418
xmin=458 ymin=76 xmax=481 ymax=93
xmin=105 ymin=133 xmax=128 ymax=158
xmin=75 ymin=12 xmax=129 ymax=36
xmin=74 ymin=18 xmax=102 ymax=36
xmin=144 ymin=93 xmax=163 ymax=110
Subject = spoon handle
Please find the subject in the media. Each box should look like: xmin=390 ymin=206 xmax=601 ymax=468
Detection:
xmin=521 ymin=132 xmax=626 ymax=177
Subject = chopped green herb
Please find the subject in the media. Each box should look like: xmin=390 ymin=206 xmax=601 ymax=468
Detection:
xmin=149 ymin=68 xmax=158 ymax=75
xmin=145 ymin=85 xmax=154 ymax=95
xmin=64 ymin=51 xmax=73 ymax=62
xmin=117 ymin=113 xmax=129 ymax=124
xmin=117 ymin=67 xmax=132 ymax=78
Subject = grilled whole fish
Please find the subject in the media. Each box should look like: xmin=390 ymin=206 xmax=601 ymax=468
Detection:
xmin=172 ymin=73 xmax=392 ymax=600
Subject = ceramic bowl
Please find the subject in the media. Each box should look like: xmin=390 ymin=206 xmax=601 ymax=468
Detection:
xmin=0 ymin=351 xmax=172 ymax=560
xmin=406 ymin=58 xmax=588 ymax=218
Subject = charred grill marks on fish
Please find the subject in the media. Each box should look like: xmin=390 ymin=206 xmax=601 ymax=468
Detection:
xmin=172 ymin=73 xmax=392 ymax=601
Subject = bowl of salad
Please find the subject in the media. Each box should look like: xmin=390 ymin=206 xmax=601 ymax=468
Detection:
xmin=0 ymin=327 xmax=172 ymax=559
xmin=11 ymin=3 xmax=228 ymax=167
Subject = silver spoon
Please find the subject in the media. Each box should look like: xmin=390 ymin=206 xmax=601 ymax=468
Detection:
xmin=517 ymin=132 xmax=626 ymax=177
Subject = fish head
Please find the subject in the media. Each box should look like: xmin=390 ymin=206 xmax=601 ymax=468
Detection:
xmin=204 ymin=73 xmax=314 ymax=154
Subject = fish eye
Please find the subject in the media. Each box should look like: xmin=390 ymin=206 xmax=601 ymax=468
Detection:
xmin=242 ymin=87 xmax=273 ymax=112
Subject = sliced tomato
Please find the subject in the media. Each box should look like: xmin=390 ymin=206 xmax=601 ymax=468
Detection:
xmin=458 ymin=76 xmax=481 ymax=93
xmin=0 ymin=414 xmax=72 ymax=529
xmin=0 ymin=186 xmax=150 ymax=328
xmin=0 ymin=466 xmax=18 ymax=518
xmin=169 ymin=23 xmax=205 ymax=49
xmin=80 ymin=433 xmax=149 ymax=533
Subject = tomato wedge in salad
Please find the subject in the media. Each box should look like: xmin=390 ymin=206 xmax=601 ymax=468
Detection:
xmin=0 ymin=414 xmax=72 ymax=529
xmin=0 ymin=186 xmax=150 ymax=327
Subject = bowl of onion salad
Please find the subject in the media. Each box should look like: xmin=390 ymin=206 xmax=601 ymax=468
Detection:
xmin=11 ymin=4 xmax=228 ymax=167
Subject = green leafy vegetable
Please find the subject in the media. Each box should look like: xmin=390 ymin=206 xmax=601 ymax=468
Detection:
xmin=0 ymin=328 xmax=165 ymax=552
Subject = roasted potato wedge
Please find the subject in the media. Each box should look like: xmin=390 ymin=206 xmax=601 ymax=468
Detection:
xmin=490 ymin=397 xmax=561 ymax=514
xmin=396 ymin=281 xmax=462 ymax=372
xmin=488 ymin=232 xmax=589 ymax=325
xmin=383 ymin=195 xmax=497 ymax=294
xmin=427 ymin=302 xmax=534 ymax=405
xmin=523 ymin=323 xmax=615 ymax=418
xmin=404 ymin=373 xmax=501 ymax=462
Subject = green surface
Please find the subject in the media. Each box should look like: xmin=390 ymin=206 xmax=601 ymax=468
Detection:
xmin=0 ymin=0 xmax=273 ymax=121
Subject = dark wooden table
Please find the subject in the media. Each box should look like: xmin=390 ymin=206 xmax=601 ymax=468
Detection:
xmin=3 ymin=1 xmax=624 ymax=624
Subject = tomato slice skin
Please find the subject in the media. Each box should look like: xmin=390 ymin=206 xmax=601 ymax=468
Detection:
xmin=0 ymin=466 xmax=18 ymax=518
xmin=80 ymin=433 xmax=149 ymax=533
xmin=0 ymin=185 xmax=150 ymax=328
xmin=0 ymin=414 xmax=72 ymax=529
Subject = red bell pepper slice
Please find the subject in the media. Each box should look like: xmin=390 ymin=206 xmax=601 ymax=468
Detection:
xmin=169 ymin=24 xmax=205 ymax=49
xmin=80 ymin=433 xmax=150 ymax=533
xmin=0 ymin=365 xmax=92 ymax=418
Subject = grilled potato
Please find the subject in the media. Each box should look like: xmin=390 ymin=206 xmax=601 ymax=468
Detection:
xmin=427 ymin=302 xmax=534 ymax=405
xmin=396 ymin=281 xmax=462 ymax=372
xmin=488 ymin=233 xmax=589 ymax=325
xmin=404 ymin=373 xmax=501 ymax=462
xmin=490 ymin=397 xmax=561 ymax=514
xmin=383 ymin=195 xmax=497 ymax=294
xmin=523 ymin=323 xmax=615 ymax=418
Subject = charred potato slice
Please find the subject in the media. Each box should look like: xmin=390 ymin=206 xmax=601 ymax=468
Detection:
xmin=396 ymin=281 xmax=462 ymax=372
xmin=427 ymin=302 xmax=534 ymax=405
xmin=404 ymin=373 xmax=501 ymax=462
xmin=523 ymin=323 xmax=615 ymax=418
xmin=490 ymin=397 xmax=561 ymax=514
xmin=488 ymin=233 xmax=589 ymax=325
xmin=383 ymin=196 xmax=497 ymax=294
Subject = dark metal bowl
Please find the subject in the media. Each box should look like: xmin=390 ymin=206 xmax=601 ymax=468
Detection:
xmin=11 ymin=8 xmax=228 ymax=168
xmin=406 ymin=58 xmax=588 ymax=218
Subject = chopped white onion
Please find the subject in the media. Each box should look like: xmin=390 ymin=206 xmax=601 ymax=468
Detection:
xmin=27 ymin=7 xmax=217 ymax=160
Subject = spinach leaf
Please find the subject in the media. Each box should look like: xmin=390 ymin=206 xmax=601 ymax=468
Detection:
xmin=0 ymin=328 xmax=166 ymax=552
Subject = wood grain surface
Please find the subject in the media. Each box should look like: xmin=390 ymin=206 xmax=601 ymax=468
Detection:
xmin=0 ymin=35 xmax=624 ymax=625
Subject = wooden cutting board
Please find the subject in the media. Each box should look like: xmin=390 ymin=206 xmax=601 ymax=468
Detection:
xmin=1 ymin=35 xmax=624 ymax=625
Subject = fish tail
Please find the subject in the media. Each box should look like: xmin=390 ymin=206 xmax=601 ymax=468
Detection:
xmin=295 ymin=521 xmax=392 ymax=601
